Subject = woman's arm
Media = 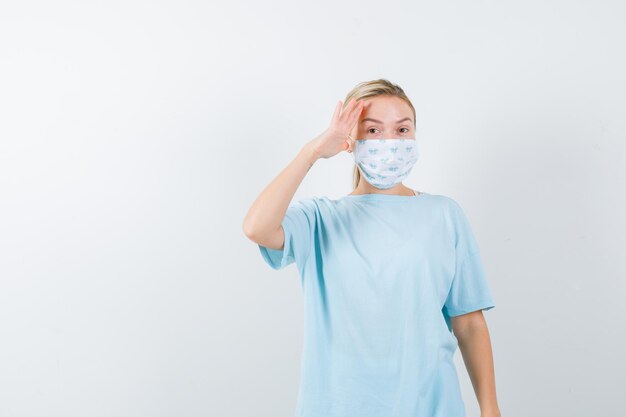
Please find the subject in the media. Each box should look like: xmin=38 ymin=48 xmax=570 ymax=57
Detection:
xmin=242 ymin=142 xmax=320 ymax=250
xmin=242 ymin=98 xmax=363 ymax=250
xmin=451 ymin=311 xmax=501 ymax=417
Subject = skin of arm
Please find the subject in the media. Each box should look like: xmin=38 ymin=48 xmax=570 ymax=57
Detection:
xmin=242 ymin=98 xmax=363 ymax=249
xmin=242 ymin=141 xmax=320 ymax=249
xmin=451 ymin=311 xmax=501 ymax=417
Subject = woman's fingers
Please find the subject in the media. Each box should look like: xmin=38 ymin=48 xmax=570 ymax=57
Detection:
xmin=330 ymin=98 xmax=363 ymax=153
xmin=346 ymin=100 xmax=363 ymax=132
xmin=336 ymin=98 xmax=363 ymax=124
xmin=331 ymin=100 xmax=342 ymax=125
xmin=341 ymin=98 xmax=356 ymax=119
xmin=333 ymin=98 xmax=354 ymax=129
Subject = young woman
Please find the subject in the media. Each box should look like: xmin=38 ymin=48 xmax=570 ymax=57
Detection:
xmin=243 ymin=79 xmax=501 ymax=417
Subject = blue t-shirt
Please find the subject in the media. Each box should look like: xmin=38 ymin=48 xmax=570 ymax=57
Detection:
xmin=258 ymin=191 xmax=495 ymax=417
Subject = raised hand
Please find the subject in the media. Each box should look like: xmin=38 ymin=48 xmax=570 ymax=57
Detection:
xmin=310 ymin=98 xmax=364 ymax=159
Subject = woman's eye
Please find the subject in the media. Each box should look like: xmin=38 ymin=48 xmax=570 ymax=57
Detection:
xmin=368 ymin=128 xmax=378 ymax=134
xmin=400 ymin=127 xmax=409 ymax=133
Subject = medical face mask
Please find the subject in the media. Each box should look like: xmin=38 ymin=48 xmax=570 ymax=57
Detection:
xmin=352 ymin=138 xmax=419 ymax=190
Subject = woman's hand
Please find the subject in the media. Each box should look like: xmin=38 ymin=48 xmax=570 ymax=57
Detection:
xmin=309 ymin=98 xmax=364 ymax=159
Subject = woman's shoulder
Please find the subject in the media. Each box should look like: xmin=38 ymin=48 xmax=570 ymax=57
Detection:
xmin=290 ymin=195 xmax=338 ymax=213
xmin=291 ymin=193 xmax=465 ymax=212
xmin=424 ymin=193 xmax=463 ymax=208
xmin=422 ymin=193 xmax=471 ymax=221
xmin=285 ymin=195 xmax=351 ymax=219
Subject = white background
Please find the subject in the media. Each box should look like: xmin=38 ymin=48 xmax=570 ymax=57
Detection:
xmin=1 ymin=1 xmax=625 ymax=416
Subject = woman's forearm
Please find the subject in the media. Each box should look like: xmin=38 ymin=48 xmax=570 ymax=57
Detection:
xmin=453 ymin=313 xmax=501 ymax=416
xmin=242 ymin=140 xmax=320 ymax=242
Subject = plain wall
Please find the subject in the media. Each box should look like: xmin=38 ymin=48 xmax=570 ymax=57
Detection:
xmin=1 ymin=1 xmax=625 ymax=416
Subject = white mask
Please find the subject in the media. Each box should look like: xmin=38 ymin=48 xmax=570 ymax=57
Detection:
xmin=352 ymin=138 xmax=419 ymax=190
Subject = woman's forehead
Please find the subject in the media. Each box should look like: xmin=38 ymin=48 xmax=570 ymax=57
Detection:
xmin=359 ymin=97 xmax=413 ymax=124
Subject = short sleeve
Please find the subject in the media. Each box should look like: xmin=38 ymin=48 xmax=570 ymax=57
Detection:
xmin=257 ymin=198 xmax=317 ymax=271
xmin=443 ymin=200 xmax=496 ymax=317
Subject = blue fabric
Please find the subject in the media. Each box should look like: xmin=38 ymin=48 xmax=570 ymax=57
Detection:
xmin=258 ymin=192 xmax=495 ymax=417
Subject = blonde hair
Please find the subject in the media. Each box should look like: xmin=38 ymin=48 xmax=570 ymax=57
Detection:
xmin=343 ymin=79 xmax=417 ymax=190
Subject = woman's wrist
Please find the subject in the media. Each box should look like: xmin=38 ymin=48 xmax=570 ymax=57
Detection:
xmin=301 ymin=141 xmax=321 ymax=169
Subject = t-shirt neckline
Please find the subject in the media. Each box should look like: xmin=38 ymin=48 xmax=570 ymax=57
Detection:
xmin=341 ymin=190 xmax=429 ymax=201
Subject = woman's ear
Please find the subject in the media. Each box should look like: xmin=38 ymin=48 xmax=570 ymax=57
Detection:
xmin=346 ymin=126 xmax=358 ymax=153
xmin=346 ymin=134 xmax=355 ymax=153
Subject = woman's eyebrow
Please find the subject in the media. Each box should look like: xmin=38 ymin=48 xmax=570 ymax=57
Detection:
xmin=361 ymin=117 xmax=413 ymax=124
